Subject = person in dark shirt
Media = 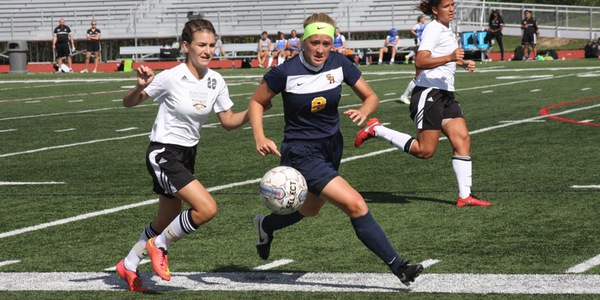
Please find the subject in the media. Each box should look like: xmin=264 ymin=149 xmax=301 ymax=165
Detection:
xmin=521 ymin=9 xmax=539 ymax=60
xmin=81 ymin=20 xmax=101 ymax=73
xmin=248 ymin=12 xmax=423 ymax=287
xmin=486 ymin=9 xmax=505 ymax=61
xmin=52 ymin=18 xmax=75 ymax=72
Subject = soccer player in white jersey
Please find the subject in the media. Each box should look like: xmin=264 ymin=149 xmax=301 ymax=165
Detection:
xmin=355 ymin=0 xmax=492 ymax=207
xmin=248 ymin=12 xmax=423 ymax=287
xmin=116 ymin=18 xmax=250 ymax=292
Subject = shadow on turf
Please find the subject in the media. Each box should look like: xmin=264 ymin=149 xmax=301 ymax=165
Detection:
xmin=361 ymin=191 xmax=455 ymax=206
xmin=184 ymin=267 xmax=408 ymax=292
xmin=99 ymin=266 xmax=408 ymax=292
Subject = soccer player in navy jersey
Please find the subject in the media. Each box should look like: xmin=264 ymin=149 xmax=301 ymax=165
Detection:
xmin=355 ymin=0 xmax=491 ymax=207
xmin=248 ymin=12 xmax=423 ymax=286
xmin=116 ymin=18 xmax=249 ymax=292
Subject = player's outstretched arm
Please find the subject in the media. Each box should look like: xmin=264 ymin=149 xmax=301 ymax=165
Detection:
xmin=344 ymin=77 xmax=379 ymax=126
xmin=249 ymin=80 xmax=280 ymax=157
xmin=123 ymin=65 xmax=153 ymax=107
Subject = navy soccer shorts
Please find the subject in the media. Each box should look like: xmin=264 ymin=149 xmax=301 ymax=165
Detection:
xmin=280 ymin=132 xmax=343 ymax=196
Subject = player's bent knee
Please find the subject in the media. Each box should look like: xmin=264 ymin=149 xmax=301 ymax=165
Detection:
xmin=343 ymin=199 xmax=369 ymax=218
xmin=414 ymin=150 xmax=436 ymax=159
xmin=191 ymin=202 xmax=218 ymax=224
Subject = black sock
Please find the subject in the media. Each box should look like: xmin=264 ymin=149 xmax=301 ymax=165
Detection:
xmin=262 ymin=211 xmax=304 ymax=236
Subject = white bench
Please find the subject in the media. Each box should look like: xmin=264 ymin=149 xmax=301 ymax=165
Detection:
xmin=222 ymin=43 xmax=258 ymax=59
xmin=119 ymin=46 xmax=164 ymax=60
xmin=346 ymin=39 xmax=416 ymax=64
xmin=119 ymin=43 xmax=259 ymax=61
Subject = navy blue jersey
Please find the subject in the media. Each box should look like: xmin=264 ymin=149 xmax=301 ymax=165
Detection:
xmin=263 ymin=51 xmax=362 ymax=141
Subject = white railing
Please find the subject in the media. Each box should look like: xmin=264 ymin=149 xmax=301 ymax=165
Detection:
xmin=455 ymin=0 xmax=600 ymax=40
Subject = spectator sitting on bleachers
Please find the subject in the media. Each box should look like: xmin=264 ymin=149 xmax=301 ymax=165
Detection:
xmin=377 ymin=28 xmax=400 ymax=64
xmin=286 ymin=29 xmax=300 ymax=58
xmin=214 ymin=33 xmax=228 ymax=59
xmin=271 ymin=31 xmax=289 ymax=66
xmin=257 ymin=31 xmax=272 ymax=68
xmin=333 ymin=27 xmax=346 ymax=53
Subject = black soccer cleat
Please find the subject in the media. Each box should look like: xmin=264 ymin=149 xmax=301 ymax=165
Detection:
xmin=254 ymin=214 xmax=273 ymax=260
xmin=395 ymin=262 xmax=424 ymax=286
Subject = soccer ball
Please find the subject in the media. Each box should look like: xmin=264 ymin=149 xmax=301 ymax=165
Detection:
xmin=259 ymin=166 xmax=308 ymax=215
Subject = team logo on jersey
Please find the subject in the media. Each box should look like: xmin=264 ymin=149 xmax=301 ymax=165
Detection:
xmin=326 ymin=73 xmax=335 ymax=84
xmin=190 ymin=91 xmax=208 ymax=110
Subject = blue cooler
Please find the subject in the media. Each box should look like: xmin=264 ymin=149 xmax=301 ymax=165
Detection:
xmin=461 ymin=32 xmax=475 ymax=50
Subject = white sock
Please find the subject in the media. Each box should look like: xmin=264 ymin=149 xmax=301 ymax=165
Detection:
xmin=278 ymin=55 xmax=284 ymax=65
xmin=154 ymin=209 xmax=198 ymax=250
xmin=402 ymin=79 xmax=416 ymax=98
xmin=452 ymin=156 xmax=472 ymax=199
xmin=268 ymin=57 xmax=274 ymax=67
xmin=378 ymin=59 xmax=382 ymax=63
xmin=373 ymin=126 xmax=415 ymax=153
xmin=390 ymin=58 xmax=394 ymax=62
xmin=124 ymin=223 xmax=158 ymax=271
xmin=407 ymin=51 xmax=415 ymax=59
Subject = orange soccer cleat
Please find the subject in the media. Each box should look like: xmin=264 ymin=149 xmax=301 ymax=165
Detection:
xmin=116 ymin=259 xmax=149 ymax=293
xmin=146 ymin=237 xmax=172 ymax=281
xmin=456 ymin=194 xmax=492 ymax=207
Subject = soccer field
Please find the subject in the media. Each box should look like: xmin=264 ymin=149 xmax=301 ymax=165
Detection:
xmin=0 ymin=59 xmax=599 ymax=299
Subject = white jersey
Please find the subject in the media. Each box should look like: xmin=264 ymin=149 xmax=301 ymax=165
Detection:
xmin=145 ymin=63 xmax=234 ymax=147
xmin=415 ymin=19 xmax=458 ymax=91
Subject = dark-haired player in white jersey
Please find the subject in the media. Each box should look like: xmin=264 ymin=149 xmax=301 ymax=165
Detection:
xmin=355 ymin=0 xmax=491 ymax=207
xmin=116 ymin=18 xmax=249 ymax=292
xmin=248 ymin=12 xmax=423 ymax=287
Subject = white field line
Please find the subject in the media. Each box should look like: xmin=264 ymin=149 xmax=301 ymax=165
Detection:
xmin=566 ymin=254 xmax=600 ymax=273
xmin=0 ymin=179 xmax=260 ymax=239
xmin=0 ymin=271 xmax=599 ymax=293
xmin=0 ymin=71 xmax=599 ymax=239
xmin=0 ymin=199 xmax=158 ymax=239
xmin=0 ymin=101 xmax=597 ymax=244
xmin=0 ymin=181 xmax=65 ymax=185
xmin=2 ymin=70 xmax=599 ymax=277
xmin=54 ymin=128 xmax=76 ymax=132
xmin=252 ymin=259 xmax=295 ymax=270
xmin=0 ymin=132 xmax=150 ymax=159
xmin=0 ymin=260 xmax=20 ymax=267
xmin=115 ymin=127 xmax=138 ymax=132
xmin=419 ymin=259 xmax=441 ymax=269
xmin=572 ymin=185 xmax=600 ymax=189
xmin=343 ymin=101 xmax=600 ymax=163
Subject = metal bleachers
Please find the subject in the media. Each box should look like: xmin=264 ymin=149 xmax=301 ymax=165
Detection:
xmin=1 ymin=0 xmax=598 ymax=45
xmin=0 ymin=0 xmax=421 ymax=42
xmin=0 ymin=0 xmax=142 ymax=41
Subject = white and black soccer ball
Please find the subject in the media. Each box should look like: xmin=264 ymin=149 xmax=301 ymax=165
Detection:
xmin=259 ymin=166 xmax=308 ymax=215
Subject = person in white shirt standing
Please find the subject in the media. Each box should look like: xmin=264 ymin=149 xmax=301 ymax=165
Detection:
xmin=116 ymin=18 xmax=250 ymax=293
xmin=354 ymin=0 xmax=491 ymax=207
